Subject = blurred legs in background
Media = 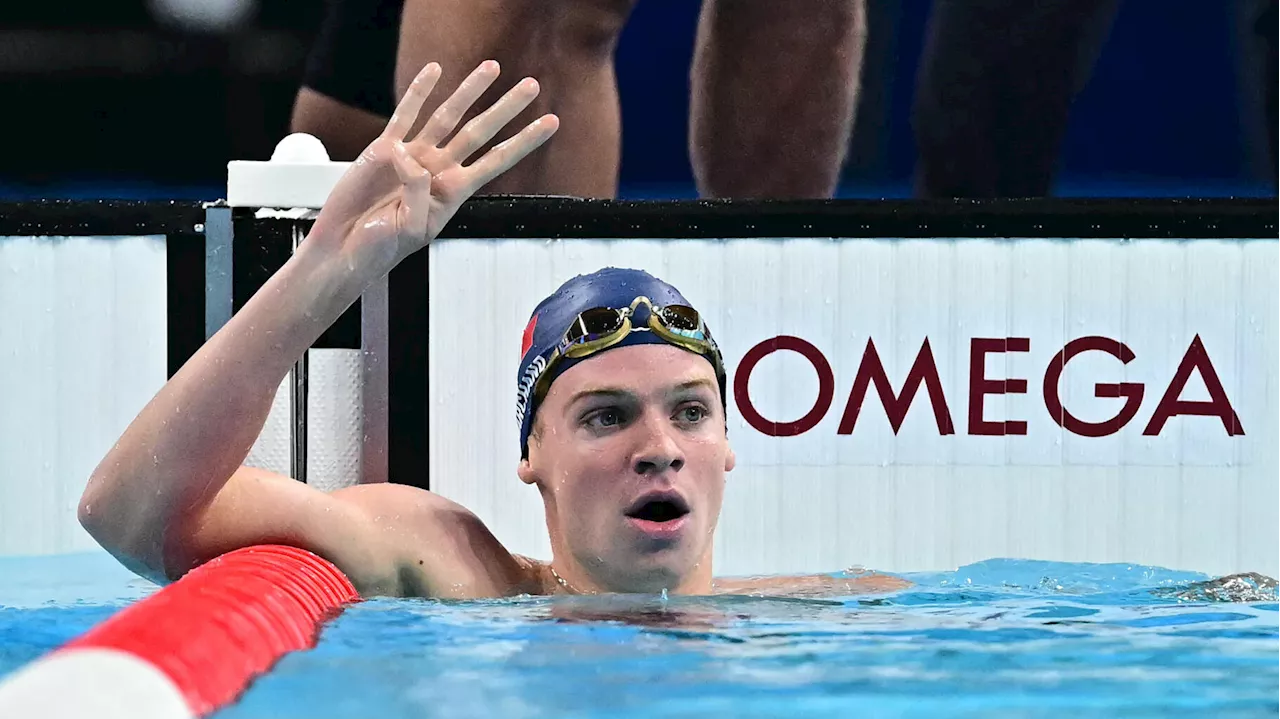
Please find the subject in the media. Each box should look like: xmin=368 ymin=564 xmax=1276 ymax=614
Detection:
xmin=291 ymin=90 xmax=392 ymax=163
xmin=688 ymin=0 xmax=867 ymax=199
xmin=294 ymin=0 xmax=868 ymax=200
xmin=291 ymin=0 xmax=406 ymax=163
xmin=910 ymin=0 xmax=1121 ymax=199
xmin=295 ymin=0 xmax=634 ymax=198
xmin=393 ymin=0 xmax=635 ymax=198
xmin=1261 ymin=2 xmax=1278 ymax=180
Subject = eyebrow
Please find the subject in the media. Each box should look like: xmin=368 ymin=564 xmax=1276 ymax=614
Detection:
xmin=673 ymin=378 xmax=718 ymax=396
xmin=566 ymin=379 xmax=718 ymax=411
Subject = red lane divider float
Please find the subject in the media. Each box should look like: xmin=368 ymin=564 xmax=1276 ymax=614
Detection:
xmin=0 ymin=545 xmax=360 ymax=718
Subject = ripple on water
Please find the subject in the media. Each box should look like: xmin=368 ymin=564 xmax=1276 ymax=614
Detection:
xmin=0 ymin=555 xmax=1274 ymax=719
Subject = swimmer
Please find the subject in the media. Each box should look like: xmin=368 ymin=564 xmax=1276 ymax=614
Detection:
xmin=78 ymin=60 xmax=906 ymax=600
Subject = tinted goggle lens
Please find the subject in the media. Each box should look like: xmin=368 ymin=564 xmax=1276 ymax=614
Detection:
xmin=656 ymin=305 xmax=703 ymax=335
xmin=565 ymin=307 xmax=626 ymax=344
xmin=560 ymin=302 xmax=711 ymax=357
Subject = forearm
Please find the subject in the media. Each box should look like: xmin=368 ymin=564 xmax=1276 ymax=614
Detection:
xmin=80 ymin=238 xmax=369 ymax=573
xmin=689 ymin=0 xmax=866 ymax=199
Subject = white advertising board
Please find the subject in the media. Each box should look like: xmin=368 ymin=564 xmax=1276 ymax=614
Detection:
xmin=0 ymin=235 xmax=168 ymax=557
xmin=427 ymin=236 xmax=1278 ymax=578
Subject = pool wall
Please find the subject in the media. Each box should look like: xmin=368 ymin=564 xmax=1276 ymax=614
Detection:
xmin=0 ymin=233 xmax=167 ymax=556
xmin=0 ymin=203 xmax=377 ymax=558
xmin=1 ymin=188 xmax=1274 ymax=578
xmin=424 ymin=230 xmax=1277 ymax=578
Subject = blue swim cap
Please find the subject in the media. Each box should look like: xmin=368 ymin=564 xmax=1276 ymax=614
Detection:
xmin=515 ymin=267 xmax=726 ymax=457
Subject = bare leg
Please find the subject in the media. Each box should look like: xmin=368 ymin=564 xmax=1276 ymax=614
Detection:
xmin=1262 ymin=0 xmax=1278 ymax=181
xmin=290 ymin=0 xmax=403 ymax=161
xmin=395 ymin=0 xmax=636 ymax=198
xmin=689 ymin=0 xmax=867 ymax=199
xmin=290 ymin=88 xmax=392 ymax=162
xmin=911 ymin=0 xmax=1120 ymax=198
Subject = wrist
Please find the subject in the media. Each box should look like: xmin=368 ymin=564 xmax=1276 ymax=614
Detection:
xmin=286 ymin=241 xmax=373 ymax=320
xmin=230 ymin=241 xmax=367 ymax=356
xmin=295 ymin=222 xmax=400 ymax=290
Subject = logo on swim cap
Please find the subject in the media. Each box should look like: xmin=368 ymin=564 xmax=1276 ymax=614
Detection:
xmin=514 ymin=353 xmax=547 ymax=428
xmin=519 ymin=314 xmax=538 ymax=360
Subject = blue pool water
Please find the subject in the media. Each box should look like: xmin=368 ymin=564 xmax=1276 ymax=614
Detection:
xmin=2 ymin=552 xmax=1276 ymax=718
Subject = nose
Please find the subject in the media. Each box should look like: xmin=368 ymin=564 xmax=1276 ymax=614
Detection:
xmin=631 ymin=410 xmax=684 ymax=476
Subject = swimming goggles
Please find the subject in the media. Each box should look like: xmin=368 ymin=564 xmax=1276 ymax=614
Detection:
xmin=532 ymin=296 xmax=725 ymax=402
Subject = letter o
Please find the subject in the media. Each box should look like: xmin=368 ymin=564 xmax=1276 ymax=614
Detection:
xmin=733 ymin=336 xmax=835 ymax=437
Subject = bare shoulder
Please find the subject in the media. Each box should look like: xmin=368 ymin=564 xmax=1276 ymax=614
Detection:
xmin=712 ymin=572 xmax=912 ymax=599
xmin=329 ymin=483 xmax=543 ymax=600
xmin=330 ymin=481 xmax=467 ymax=520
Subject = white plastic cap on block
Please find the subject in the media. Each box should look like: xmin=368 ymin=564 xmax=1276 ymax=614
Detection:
xmin=227 ymin=133 xmax=351 ymax=209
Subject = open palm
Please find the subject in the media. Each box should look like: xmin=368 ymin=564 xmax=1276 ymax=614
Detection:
xmin=310 ymin=60 xmax=559 ymax=274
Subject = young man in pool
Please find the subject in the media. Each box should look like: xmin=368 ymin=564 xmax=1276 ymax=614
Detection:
xmin=78 ymin=60 xmax=906 ymax=600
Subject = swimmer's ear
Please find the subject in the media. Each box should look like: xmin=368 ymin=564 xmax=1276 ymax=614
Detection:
xmin=517 ymin=457 xmax=540 ymax=485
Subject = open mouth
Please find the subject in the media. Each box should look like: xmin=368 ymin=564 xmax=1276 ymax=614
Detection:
xmin=625 ymin=492 xmax=691 ymax=523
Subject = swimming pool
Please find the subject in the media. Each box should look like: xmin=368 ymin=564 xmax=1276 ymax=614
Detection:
xmin=2 ymin=551 xmax=1276 ymax=718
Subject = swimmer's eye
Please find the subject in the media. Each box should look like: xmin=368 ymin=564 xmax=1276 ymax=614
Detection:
xmin=675 ymin=404 xmax=710 ymax=425
xmin=582 ymin=407 xmax=626 ymax=431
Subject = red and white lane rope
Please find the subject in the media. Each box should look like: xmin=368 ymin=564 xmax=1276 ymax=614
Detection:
xmin=0 ymin=545 xmax=359 ymax=718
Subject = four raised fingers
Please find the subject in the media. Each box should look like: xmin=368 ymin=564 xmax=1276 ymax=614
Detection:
xmin=415 ymin=60 xmax=503 ymax=148
xmin=462 ymin=114 xmax=560 ymax=192
xmin=382 ymin=60 xmax=560 ymax=199
xmin=445 ymin=77 xmax=543 ymax=165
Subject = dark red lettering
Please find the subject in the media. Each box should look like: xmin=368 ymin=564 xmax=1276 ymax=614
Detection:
xmin=734 ymin=336 xmax=835 ymax=437
xmin=969 ymin=337 xmax=1031 ymax=435
xmin=837 ymin=338 xmax=955 ymax=435
xmin=1043 ymin=336 xmax=1144 ymax=437
xmin=1142 ymin=335 xmax=1244 ymax=436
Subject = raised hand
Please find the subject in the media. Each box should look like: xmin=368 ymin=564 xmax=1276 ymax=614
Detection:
xmin=309 ymin=60 xmax=559 ymax=276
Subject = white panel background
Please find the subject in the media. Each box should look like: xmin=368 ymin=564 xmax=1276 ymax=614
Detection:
xmin=428 ymin=237 xmax=1279 ymax=578
xmin=245 ymin=349 xmax=365 ymax=493
xmin=0 ymin=236 xmax=169 ymax=556
xmin=0 ymin=237 xmax=367 ymax=557
xmin=0 ymin=233 xmax=1273 ymax=580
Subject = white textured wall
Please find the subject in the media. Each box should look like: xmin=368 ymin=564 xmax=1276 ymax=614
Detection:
xmin=245 ymin=348 xmax=365 ymax=492
xmin=0 ymin=236 xmax=366 ymax=557
xmin=427 ymin=237 xmax=1278 ymax=578
xmin=3 ymin=232 xmax=1273 ymax=580
xmin=0 ymin=236 xmax=168 ymax=556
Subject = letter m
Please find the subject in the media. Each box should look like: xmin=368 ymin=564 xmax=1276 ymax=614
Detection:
xmin=837 ymin=338 xmax=956 ymax=435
